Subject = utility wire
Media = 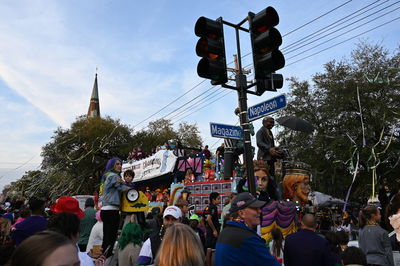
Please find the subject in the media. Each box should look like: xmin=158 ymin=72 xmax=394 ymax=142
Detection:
xmin=136 ymin=1 xmax=397 ymax=128
xmin=282 ymin=0 xmax=386 ymax=51
xmin=135 ymin=1 xmax=356 ymax=128
xmin=283 ymin=0 xmax=353 ymax=37
xmin=160 ymin=85 xmax=220 ymax=120
xmin=135 ymin=85 xmax=227 ymax=131
xmin=284 ymin=1 xmax=400 ymax=56
xmin=172 ymin=90 xmax=235 ymax=124
xmin=286 ymin=10 xmax=400 ymax=62
xmin=170 ymin=87 xmax=231 ymax=122
xmin=0 ymin=155 xmax=38 ymax=180
xmin=285 ymin=16 xmax=400 ymax=67
xmin=173 ymin=12 xmax=400 ymax=124
xmin=132 ymin=79 xmax=207 ymax=128
xmin=168 ymin=10 xmax=399 ymax=124
xmin=233 ymin=0 xmax=362 ymax=68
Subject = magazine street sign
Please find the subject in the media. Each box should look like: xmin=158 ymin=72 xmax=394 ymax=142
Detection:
xmin=210 ymin=122 xmax=243 ymax=140
xmin=247 ymin=94 xmax=287 ymax=121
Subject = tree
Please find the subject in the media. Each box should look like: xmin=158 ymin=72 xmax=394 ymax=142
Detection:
xmin=38 ymin=115 xmax=134 ymax=198
xmin=277 ymin=41 xmax=400 ymax=201
xmin=177 ymin=122 xmax=202 ymax=148
xmin=131 ymin=119 xmax=202 ymax=153
xmin=5 ymin=116 xmax=203 ymax=200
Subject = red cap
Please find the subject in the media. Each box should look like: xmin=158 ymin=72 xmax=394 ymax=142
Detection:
xmin=50 ymin=196 xmax=85 ymax=219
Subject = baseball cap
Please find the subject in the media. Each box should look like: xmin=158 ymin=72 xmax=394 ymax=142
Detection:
xmin=50 ymin=196 xmax=85 ymax=219
xmin=163 ymin=206 xmax=182 ymax=219
xmin=229 ymin=192 xmax=266 ymax=213
xmin=189 ymin=214 xmax=200 ymax=223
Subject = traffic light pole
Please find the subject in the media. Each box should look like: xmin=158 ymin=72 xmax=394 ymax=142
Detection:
xmin=235 ymin=73 xmax=256 ymax=196
xmin=196 ymin=7 xmax=284 ymax=196
xmin=222 ymin=19 xmax=256 ymax=196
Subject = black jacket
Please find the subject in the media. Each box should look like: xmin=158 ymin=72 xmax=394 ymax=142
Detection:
xmin=256 ymin=126 xmax=275 ymax=161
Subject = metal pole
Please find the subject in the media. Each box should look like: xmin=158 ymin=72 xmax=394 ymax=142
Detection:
xmin=223 ymin=139 xmax=234 ymax=180
xmin=234 ymin=27 xmax=256 ymax=196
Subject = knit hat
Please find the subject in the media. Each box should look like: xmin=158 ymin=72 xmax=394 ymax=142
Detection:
xmin=50 ymin=196 xmax=85 ymax=219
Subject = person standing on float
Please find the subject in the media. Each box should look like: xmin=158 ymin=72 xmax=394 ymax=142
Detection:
xmin=100 ymin=157 xmax=130 ymax=257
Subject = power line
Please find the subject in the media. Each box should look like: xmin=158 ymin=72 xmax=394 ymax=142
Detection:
xmin=171 ymin=12 xmax=400 ymax=124
xmin=0 ymin=155 xmax=39 ymax=180
xmin=160 ymin=85 xmax=220 ymax=120
xmin=285 ymin=9 xmax=400 ymax=62
xmin=172 ymin=90 xmax=235 ymax=124
xmin=135 ymin=85 xmax=226 ymax=132
xmin=233 ymin=0 xmax=361 ymax=68
xmin=282 ymin=0 xmax=386 ymax=52
xmin=138 ymin=1 xmax=359 ymax=126
xmin=135 ymin=1 xmax=397 ymax=127
xmin=169 ymin=87 xmax=231 ymax=123
xmin=285 ymin=16 xmax=400 ymax=67
xmin=284 ymin=1 xmax=400 ymax=56
xmin=282 ymin=0 xmax=353 ymax=37
xmin=132 ymin=79 xmax=207 ymax=129
xmin=170 ymin=8 xmax=399 ymax=123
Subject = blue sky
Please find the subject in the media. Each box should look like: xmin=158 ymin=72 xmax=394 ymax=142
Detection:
xmin=0 ymin=0 xmax=399 ymax=191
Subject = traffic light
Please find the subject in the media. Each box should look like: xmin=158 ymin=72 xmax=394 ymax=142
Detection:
xmin=195 ymin=17 xmax=227 ymax=85
xmin=255 ymin=73 xmax=283 ymax=94
xmin=249 ymin=7 xmax=285 ymax=94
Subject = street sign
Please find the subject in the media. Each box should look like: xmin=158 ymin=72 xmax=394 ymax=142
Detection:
xmin=247 ymin=94 xmax=287 ymax=121
xmin=210 ymin=122 xmax=243 ymax=140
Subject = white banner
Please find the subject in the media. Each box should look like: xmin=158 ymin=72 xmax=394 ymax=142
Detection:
xmin=72 ymin=195 xmax=94 ymax=211
xmin=122 ymin=150 xmax=177 ymax=182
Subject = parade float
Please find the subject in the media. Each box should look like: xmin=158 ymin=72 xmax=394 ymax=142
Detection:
xmin=121 ymin=149 xmax=235 ymax=213
xmin=259 ymin=161 xmax=311 ymax=241
xmin=120 ymin=148 xmax=314 ymax=242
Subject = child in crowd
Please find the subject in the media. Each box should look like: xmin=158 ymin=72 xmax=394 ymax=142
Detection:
xmin=202 ymin=192 xmax=221 ymax=249
xmin=123 ymin=170 xmax=136 ymax=188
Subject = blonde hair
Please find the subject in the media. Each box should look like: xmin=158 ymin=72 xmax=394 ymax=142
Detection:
xmin=155 ymin=223 xmax=205 ymax=266
xmin=0 ymin=217 xmax=11 ymax=236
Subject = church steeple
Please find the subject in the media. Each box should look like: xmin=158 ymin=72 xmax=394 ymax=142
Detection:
xmin=87 ymin=73 xmax=100 ymax=118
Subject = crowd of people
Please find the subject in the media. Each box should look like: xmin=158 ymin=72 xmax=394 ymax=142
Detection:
xmin=0 ymin=155 xmax=399 ymax=266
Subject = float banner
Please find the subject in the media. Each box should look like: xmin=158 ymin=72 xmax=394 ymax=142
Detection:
xmin=122 ymin=150 xmax=177 ymax=182
xmin=73 ymin=195 xmax=94 ymax=211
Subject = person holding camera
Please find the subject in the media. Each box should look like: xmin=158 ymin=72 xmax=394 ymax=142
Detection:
xmin=256 ymin=117 xmax=281 ymax=200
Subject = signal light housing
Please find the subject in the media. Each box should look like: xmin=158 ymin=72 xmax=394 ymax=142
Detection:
xmin=249 ymin=7 xmax=285 ymax=94
xmin=195 ymin=17 xmax=227 ymax=85
xmin=256 ymin=73 xmax=283 ymax=95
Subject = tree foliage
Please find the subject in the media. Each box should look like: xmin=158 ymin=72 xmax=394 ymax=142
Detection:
xmin=277 ymin=41 xmax=400 ymax=201
xmin=131 ymin=119 xmax=203 ymax=153
xmin=4 ymin=116 xmax=202 ymax=200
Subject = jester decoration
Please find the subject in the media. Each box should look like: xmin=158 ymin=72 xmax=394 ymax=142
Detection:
xmin=245 ymin=160 xmax=311 ymax=241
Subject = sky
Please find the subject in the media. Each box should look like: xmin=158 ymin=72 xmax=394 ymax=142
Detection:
xmin=0 ymin=0 xmax=399 ymax=191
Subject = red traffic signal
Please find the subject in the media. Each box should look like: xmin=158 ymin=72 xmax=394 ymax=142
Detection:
xmin=249 ymin=6 xmax=285 ymax=93
xmin=195 ymin=17 xmax=227 ymax=85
